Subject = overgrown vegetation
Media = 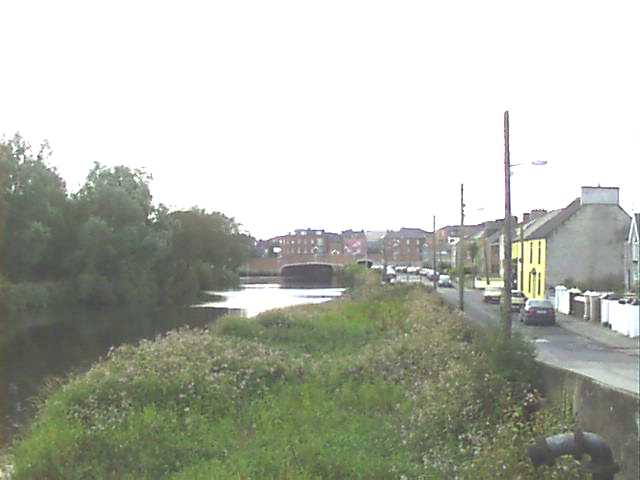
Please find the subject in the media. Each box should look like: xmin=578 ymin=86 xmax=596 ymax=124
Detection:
xmin=0 ymin=135 xmax=253 ymax=313
xmin=8 ymin=283 xmax=582 ymax=479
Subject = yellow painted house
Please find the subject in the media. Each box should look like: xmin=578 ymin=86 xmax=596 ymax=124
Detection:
xmin=512 ymin=238 xmax=547 ymax=299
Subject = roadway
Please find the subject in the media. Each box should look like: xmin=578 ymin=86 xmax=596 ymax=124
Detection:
xmin=395 ymin=274 xmax=639 ymax=396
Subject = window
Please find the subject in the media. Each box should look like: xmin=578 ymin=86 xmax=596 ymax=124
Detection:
xmin=537 ymin=272 xmax=542 ymax=296
xmin=538 ymin=241 xmax=541 ymax=264
xmin=529 ymin=242 xmax=533 ymax=263
xmin=528 ymin=272 xmax=531 ymax=291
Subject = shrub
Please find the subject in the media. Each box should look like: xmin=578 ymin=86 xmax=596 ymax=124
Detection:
xmin=11 ymin=284 xmax=582 ymax=479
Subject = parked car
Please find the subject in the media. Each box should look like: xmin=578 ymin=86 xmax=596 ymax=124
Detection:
xmin=520 ymin=299 xmax=556 ymax=326
xmin=511 ymin=290 xmax=527 ymax=311
xmin=483 ymin=286 xmax=503 ymax=304
xmin=437 ymin=274 xmax=453 ymax=287
xmin=406 ymin=266 xmax=419 ymax=274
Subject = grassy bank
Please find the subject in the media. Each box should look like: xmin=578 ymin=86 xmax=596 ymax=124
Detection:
xmin=8 ymin=278 xmax=582 ymax=479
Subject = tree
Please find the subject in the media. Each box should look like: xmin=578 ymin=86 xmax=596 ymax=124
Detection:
xmin=0 ymin=135 xmax=70 ymax=281
xmin=159 ymin=209 xmax=252 ymax=303
xmin=74 ymin=163 xmax=153 ymax=228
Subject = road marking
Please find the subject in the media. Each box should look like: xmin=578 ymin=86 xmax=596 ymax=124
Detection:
xmin=534 ymin=338 xmax=550 ymax=343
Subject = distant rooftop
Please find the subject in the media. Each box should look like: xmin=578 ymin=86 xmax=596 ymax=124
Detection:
xmin=388 ymin=227 xmax=431 ymax=238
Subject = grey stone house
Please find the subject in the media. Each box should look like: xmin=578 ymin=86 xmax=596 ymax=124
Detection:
xmin=502 ymin=186 xmax=631 ymax=297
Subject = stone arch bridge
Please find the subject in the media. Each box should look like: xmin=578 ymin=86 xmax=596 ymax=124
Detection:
xmin=241 ymin=254 xmax=374 ymax=278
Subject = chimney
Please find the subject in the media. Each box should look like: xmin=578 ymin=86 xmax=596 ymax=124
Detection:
xmin=581 ymin=186 xmax=619 ymax=205
xmin=522 ymin=212 xmax=530 ymax=224
xmin=530 ymin=209 xmax=548 ymax=220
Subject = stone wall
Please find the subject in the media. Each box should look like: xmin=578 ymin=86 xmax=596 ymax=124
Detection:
xmin=538 ymin=362 xmax=639 ymax=479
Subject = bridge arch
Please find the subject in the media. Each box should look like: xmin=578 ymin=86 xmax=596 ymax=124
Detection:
xmin=356 ymin=259 xmax=373 ymax=268
xmin=280 ymin=262 xmax=336 ymax=282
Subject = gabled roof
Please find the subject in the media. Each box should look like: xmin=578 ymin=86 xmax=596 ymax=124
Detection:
xmin=341 ymin=229 xmax=365 ymax=236
xmin=324 ymin=232 xmax=341 ymax=240
xmin=628 ymin=214 xmax=639 ymax=243
xmin=522 ymin=198 xmax=582 ymax=240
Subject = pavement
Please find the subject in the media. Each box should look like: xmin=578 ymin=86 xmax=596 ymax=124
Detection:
xmin=394 ymin=274 xmax=640 ymax=396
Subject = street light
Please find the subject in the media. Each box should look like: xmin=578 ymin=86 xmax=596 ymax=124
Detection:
xmin=511 ymin=160 xmax=548 ymax=168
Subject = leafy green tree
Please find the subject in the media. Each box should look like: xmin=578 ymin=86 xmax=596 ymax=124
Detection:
xmin=2 ymin=136 xmax=253 ymax=309
xmin=74 ymin=162 xmax=153 ymax=228
xmin=159 ymin=209 xmax=251 ymax=303
xmin=0 ymin=135 xmax=70 ymax=281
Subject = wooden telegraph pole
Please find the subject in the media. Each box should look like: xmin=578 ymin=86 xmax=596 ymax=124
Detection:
xmin=433 ymin=215 xmax=437 ymax=290
xmin=502 ymin=111 xmax=513 ymax=338
xmin=519 ymin=223 xmax=525 ymax=291
xmin=458 ymin=184 xmax=465 ymax=311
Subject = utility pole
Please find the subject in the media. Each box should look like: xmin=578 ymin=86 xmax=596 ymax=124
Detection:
xmin=363 ymin=229 xmax=368 ymax=269
xmin=458 ymin=184 xmax=465 ymax=310
xmin=382 ymin=233 xmax=388 ymax=283
xmin=483 ymin=237 xmax=491 ymax=285
xmin=519 ymin=223 xmax=525 ymax=291
xmin=433 ymin=215 xmax=437 ymax=290
xmin=502 ymin=111 xmax=513 ymax=338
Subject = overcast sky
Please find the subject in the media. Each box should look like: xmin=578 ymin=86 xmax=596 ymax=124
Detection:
xmin=2 ymin=1 xmax=638 ymax=239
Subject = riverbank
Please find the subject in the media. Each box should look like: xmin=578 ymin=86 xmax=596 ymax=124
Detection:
xmin=5 ymin=278 xmax=584 ymax=479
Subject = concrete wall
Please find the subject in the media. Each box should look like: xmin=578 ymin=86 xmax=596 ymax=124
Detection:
xmin=547 ymin=204 xmax=631 ymax=290
xmin=538 ymin=362 xmax=639 ymax=480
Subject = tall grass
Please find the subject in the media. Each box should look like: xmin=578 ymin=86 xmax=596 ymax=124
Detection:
xmin=9 ymin=283 xmax=581 ymax=479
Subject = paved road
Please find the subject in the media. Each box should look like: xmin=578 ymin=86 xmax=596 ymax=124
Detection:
xmin=395 ymin=274 xmax=639 ymax=395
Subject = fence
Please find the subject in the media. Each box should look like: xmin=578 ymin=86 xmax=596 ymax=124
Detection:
xmin=601 ymin=299 xmax=640 ymax=338
xmin=555 ymin=285 xmax=639 ymax=338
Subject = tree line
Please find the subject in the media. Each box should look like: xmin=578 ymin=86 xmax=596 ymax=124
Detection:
xmin=0 ymin=135 xmax=254 ymax=312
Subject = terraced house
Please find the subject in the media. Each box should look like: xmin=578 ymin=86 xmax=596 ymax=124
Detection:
xmin=511 ymin=186 xmax=631 ymax=299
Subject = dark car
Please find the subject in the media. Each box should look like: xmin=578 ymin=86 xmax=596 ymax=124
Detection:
xmin=519 ymin=299 xmax=556 ymax=326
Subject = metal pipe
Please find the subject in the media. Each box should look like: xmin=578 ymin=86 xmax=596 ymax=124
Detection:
xmin=527 ymin=430 xmax=619 ymax=479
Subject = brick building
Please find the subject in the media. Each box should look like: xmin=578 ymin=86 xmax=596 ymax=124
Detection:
xmin=341 ymin=229 xmax=367 ymax=258
xmin=384 ymin=228 xmax=431 ymax=266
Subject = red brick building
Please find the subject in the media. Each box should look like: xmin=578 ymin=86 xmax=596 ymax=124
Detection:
xmin=383 ymin=228 xmax=431 ymax=266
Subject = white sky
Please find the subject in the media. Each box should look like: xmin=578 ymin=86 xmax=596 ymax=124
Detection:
xmin=2 ymin=0 xmax=639 ymax=239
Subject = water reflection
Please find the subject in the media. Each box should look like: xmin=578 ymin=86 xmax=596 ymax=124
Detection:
xmin=1 ymin=277 xmax=344 ymax=446
xmin=1 ymin=306 xmax=229 ymax=445
xmin=195 ymin=279 xmax=345 ymax=317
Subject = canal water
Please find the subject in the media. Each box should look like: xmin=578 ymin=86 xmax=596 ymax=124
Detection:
xmin=1 ymin=278 xmax=344 ymax=446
